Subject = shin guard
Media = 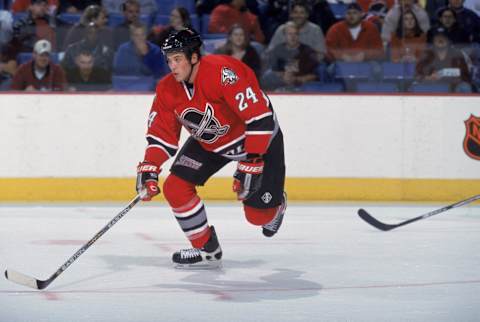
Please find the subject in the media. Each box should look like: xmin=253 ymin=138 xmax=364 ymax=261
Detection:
xmin=163 ymin=174 xmax=210 ymax=248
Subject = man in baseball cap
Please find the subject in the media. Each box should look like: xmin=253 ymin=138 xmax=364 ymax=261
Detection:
xmin=10 ymin=39 xmax=66 ymax=91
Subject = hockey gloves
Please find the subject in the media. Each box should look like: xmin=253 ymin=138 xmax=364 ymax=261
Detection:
xmin=136 ymin=162 xmax=161 ymax=201
xmin=233 ymin=157 xmax=264 ymax=201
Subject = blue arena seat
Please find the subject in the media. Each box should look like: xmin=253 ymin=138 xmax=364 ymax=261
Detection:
xmin=153 ymin=14 xmax=200 ymax=31
xmin=108 ymin=13 xmax=151 ymax=27
xmin=13 ymin=12 xmax=27 ymax=24
xmin=153 ymin=14 xmax=169 ymax=26
xmin=335 ymin=62 xmax=372 ymax=80
xmin=409 ymin=82 xmax=451 ymax=93
xmin=201 ymin=14 xmax=210 ymax=34
xmin=329 ymin=2 xmax=347 ymax=19
xmin=356 ymin=82 xmax=399 ymax=93
xmin=155 ymin=0 xmax=195 ymax=15
xmin=190 ymin=14 xmax=200 ymax=31
xmin=202 ymin=35 xmax=227 ymax=55
xmin=57 ymin=13 xmax=81 ymax=25
xmin=299 ymin=82 xmax=344 ymax=93
xmin=382 ymin=62 xmax=415 ymax=80
xmin=112 ymin=75 xmax=156 ymax=92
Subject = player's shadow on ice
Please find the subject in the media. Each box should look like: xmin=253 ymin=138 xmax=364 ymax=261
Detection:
xmin=154 ymin=261 xmax=322 ymax=302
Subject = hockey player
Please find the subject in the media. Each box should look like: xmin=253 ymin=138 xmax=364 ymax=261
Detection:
xmin=136 ymin=28 xmax=286 ymax=268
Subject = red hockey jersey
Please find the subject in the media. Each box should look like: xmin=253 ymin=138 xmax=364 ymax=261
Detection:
xmin=144 ymin=54 xmax=278 ymax=168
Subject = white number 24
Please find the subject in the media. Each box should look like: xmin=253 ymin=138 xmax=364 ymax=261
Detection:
xmin=235 ymin=87 xmax=258 ymax=111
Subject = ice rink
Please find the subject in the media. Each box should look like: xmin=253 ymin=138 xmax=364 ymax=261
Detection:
xmin=1 ymin=201 xmax=479 ymax=322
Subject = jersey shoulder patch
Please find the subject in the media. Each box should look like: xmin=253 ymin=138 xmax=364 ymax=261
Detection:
xmin=221 ymin=67 xmax=239 ymax=86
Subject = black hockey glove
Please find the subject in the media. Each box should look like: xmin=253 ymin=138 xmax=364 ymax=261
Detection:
xmin=232 ymin=156 xmax=264 ymax=201
xmin=136 ymin=162 xmax=161 ymax=201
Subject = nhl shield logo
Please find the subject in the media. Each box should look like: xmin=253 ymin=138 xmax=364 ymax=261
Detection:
xmin=463 ymin=114 xmax=480 ymax=160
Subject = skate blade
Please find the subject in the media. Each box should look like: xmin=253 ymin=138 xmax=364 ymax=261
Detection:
xmin=173 ymin=260 xmax=222 ymax=270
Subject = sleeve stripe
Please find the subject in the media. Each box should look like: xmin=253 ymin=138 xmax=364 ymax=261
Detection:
xmin=146 ymin=136 xmax=178 ymax=156
xmin=146 ymin=144 xmax=174 ymax=157
xmin=147 ymin=134 xmax=178 ymax=149
xmin=245 ymin=112 xmax=273 ymax=124
xmin=245 ymin=131 xmax=274 ymax=135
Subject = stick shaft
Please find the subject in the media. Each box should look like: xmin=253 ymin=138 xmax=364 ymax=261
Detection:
xmin=358 ymin=194 xmax=480 ymax=231
xmin=5 ymin=194 xmax=142 ymax=289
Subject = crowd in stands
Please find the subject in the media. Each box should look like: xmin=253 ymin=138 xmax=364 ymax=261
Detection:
xmin=0 ymin=0 xmax=479 ymax=93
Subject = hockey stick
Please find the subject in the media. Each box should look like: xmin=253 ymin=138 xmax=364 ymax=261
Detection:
xmin=358 ymin=194 xmax=480 ymax=231
xmin=4 ymin=193 xmax=143 ymax=290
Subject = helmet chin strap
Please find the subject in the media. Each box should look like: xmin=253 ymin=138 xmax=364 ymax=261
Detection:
xmin=186 ymin=55 xmax=199 ymax=84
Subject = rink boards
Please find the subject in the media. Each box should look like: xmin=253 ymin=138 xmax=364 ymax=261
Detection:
xmin=0 ymin=93 xmax=479 ymax=202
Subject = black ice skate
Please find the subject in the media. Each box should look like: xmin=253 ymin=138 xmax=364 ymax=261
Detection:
xmin=172 ymin=226 xmax=222 ymax=269
xmin=262 ymin=192 xmax=287 ymax=237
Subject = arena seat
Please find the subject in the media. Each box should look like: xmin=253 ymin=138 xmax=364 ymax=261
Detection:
xmin=410 ymin=82 xmax=451 ymax=93
xmin=108 ymin=13 xmax=151 ymax=27
xmin=299 ymin=82 xmax=344 ymax=93
xmin=335 ymin=62 xmax=372 ymax=80
xmin=57 ymin=13 xmax=81 ymax=25
xmin=356 ymin=82 xmax=399 ymax=93
xmin=382 ymin=62 xmax=415 ymax=80
xmin=329 ymin=2 xmax=347 ymax=19
xmin=155 ymin=0 xmax=195 ymax=15
xmin=112 ymin=75 xmax=156 ymax=91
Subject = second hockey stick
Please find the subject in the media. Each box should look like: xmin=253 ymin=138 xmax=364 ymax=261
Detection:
xmin=4 ymin=193 xmax=143 ymax=290
xmin=358 ymin=194 xmax=480 ymax=231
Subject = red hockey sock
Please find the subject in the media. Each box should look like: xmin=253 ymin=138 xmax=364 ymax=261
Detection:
xmin=244 ymin=205 xmax=277 ymax=226
xmin=163 ymin=174 xmax=210 ymax=248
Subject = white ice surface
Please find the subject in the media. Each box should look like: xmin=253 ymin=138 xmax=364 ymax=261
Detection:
xmin=0 ymin=202 xmax=479 ymax=322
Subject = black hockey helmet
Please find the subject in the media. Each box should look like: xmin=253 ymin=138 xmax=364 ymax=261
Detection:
xmin=161 ymin=27 xmax=202 ymax=58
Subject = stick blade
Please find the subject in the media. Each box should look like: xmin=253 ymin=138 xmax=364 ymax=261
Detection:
xmin=5 ymin=269 xmax=41 ymax=289
xmin=357 ymin=208 xmax=396 ymax=231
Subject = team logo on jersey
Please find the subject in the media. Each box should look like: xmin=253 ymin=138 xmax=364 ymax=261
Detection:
xmin=261 ymin=192 xmax=273 ymax=204
xmin=179 ymin=103 xmax=230 ymax=143
xmin=463 ymin=114 xmax=480 ymax=160
xmin=221 ymin=67 xmax=239 ymax=85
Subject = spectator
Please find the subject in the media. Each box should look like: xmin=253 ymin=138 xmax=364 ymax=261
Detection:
xmin=10 ymin=39 xmax=66 ymax=91
xmin=445 ymin=0 xmax=480 ymax=42
xmin=57 ymin=0 xmax=101 ymax=14
xmin=427 ymin=7 xmax=470 ymax=47
xmin=381 ymin=0 xmax=430 ymax=42
xmin=62 ymin=22 xmax=114 ymax=78
xmin=0 ymin=43 xmax=18 ymax=90
xmin=464 ymin=0 xmax=480 ymax=16
xmin=65 ymin=50 xmax=111 ymax=91
xmin=10 ymin=0 xmax=57 ymax=54
xmin=259 ymin=0 xmax=291 ymax=42
xmin=390 ymin=10 xmax=427 ymax=63
xmin=63 ymin=4 xmax=112 ymax=50
xmin=268 ymin=0 xmax=326 ymax=62
xmin=149 ymin=7 xmax=192 ymax=48
xmin=11 ymin=0 xmax=58 ymax=14
xmin=365 ymin=1 xmax=388 ymax=32
xmin=112 ymin=0 xmax=142 ymax=49
xmin=261 ymin=21 xmax=318 ymax=91
xmin=415 ymin=27 xmax=473 ymax=92
xmin=208 ymin=0 xmax=265 ymax=44
xmin=113 ymin=22 xmax=165 ymax=79
xmin=0 ymin=10 xmax=13 ymax=46
xmin=103 ymin=0 xmax=157 ymax=16
xmin=309 ymin=0 xmax=339 ymax=34
xmin=0 ymin=43 xmax=17 ymax=78
xmin=357 ymin=0 xmax=395 ymax=12
xmin=325 ymin=3 xmax=384 ymax=63
xmin=215 ymin=24 xmax=262 ymax=77
xmin=197 ymin=0 xmax=259 ymax=15
xmin=425 ymin=0 xmax=448 ymax=23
